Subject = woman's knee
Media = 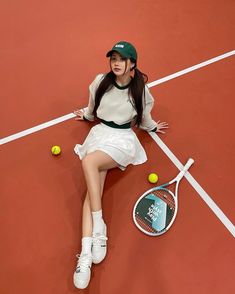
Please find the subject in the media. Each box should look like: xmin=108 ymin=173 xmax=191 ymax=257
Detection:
xmin=81 ymin=154 xmax=96 ymax=171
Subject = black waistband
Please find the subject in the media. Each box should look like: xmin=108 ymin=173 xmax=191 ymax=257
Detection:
xmin=100 ymin=119 xmax=131 ymax=129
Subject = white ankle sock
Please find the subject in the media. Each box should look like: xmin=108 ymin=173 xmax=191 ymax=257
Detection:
xmin=92 ymin=210 xmax=105 ymax=234
xmin=81 ymin=237 xmax=92 ymax=255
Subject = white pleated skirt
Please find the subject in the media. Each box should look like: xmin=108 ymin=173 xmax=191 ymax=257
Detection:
xmin=74 ymin=123 xmax=147 ymax=170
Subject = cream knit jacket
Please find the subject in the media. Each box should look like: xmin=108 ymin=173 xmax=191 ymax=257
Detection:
xmin=83 ymin=74 xmax=158 ymax=131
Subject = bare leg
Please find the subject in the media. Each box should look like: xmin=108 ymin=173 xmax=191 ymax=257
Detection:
xmin=81 ymin=151 xmax=118 ymax=212
xmin=82 ymin=170 xmax=107 ymax=237
xmin=74 ymin=152 xmax=116 ymax=288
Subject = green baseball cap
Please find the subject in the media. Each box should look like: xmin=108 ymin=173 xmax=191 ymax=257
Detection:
xmin=106 ymin=41 xmax=137 ymax=61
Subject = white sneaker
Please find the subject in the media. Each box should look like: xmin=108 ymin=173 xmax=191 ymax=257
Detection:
xmin=92 ymin=225 xmax=108 ymax=264
xmin=73 ymin=254 xmax=92 ymax=289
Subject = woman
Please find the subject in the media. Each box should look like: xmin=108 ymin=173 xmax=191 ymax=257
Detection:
xmin=73 ymin=41 xmax=168 ymax=289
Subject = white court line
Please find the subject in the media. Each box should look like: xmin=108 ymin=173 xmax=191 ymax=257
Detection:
xmin=0 ymin=50 xmax=235 ymax=237
xmin=149 ymin=132 xmax=235 ymax=238
xmin=0 ymin=113 xmax=76 ymax=145
xmin=147 ymin=50 xmax=235 ymax=87
xmin=1 ymin=50 xmax=234 ymax=145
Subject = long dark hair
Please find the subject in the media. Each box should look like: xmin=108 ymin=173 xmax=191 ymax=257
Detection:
xmin=93 ymin=65 xmax=148 ymax=126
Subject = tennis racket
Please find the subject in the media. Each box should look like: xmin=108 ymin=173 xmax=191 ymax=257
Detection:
xmin=133 ymin=158 xmax=194 ymax=236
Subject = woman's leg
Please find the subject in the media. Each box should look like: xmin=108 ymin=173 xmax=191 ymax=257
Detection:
xmin=82 ymin=170 xmax=107 ymax=237
xmin=74 ymin=152 xmax=117 ymax=289
xmin=81 ymin=151 xmax=118 ymax=212
xmin=81 ymin=151 xmax=117 ymax=265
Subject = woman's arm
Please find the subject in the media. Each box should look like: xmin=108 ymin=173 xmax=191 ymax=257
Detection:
xmin=139 ymin=86 xmax=169 ymax=133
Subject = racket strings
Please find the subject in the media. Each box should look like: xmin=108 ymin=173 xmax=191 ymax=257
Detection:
xmin=135 ymin=214 xmax=158 ymax=234
xmin=134 ymin=189 xmax=176 ymax=235
xmin=152 ymin=189 xmax=175 ymax=210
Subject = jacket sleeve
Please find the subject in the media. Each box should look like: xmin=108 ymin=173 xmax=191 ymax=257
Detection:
xmin=139 ymin=86 xmax=158 ymax=132
xmin=82 ymin=74 xmax=104 ymax=121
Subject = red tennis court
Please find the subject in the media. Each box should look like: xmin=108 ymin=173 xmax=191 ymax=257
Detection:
xmin=0 ymin=1 xmax=234 ymax=293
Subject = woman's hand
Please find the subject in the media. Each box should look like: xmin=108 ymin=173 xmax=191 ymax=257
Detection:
xmin=155 ymin=120 xmax=169 ymax=134
xmin=74 ymin=109 xmax=85 ymax=121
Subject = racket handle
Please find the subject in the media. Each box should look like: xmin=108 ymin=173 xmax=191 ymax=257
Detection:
xmin=177 ymin=158 xmax=194 ymax=181
xmin=183 ymin=158 xmax=194 ymax=171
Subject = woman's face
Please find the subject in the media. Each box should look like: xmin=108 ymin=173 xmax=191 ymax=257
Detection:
xmin=110 ymin=52 xmax=134 ymax=76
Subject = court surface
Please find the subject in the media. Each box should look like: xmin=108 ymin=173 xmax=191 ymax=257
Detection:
xmin=0 ymin=1 xmax=234 ymax=293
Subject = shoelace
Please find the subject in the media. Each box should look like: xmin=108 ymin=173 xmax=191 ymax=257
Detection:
xmin=75 ymin=254 xmax=92 ymax=273
xmin=92 ymin=235 xmax=108 ymax=247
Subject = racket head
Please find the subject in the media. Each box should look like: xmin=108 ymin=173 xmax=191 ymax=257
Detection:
xmin=133 ymin=187 xmax=177 ymax=236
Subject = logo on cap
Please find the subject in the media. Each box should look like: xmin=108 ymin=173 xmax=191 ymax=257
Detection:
xmin=115 ymin=44 xmax=124 ymax=48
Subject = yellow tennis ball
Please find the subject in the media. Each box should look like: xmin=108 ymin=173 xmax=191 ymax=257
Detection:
xmin=148 ymin=173 xmax=159 ymax=184
xmin=51 ymin=145 xmax=61 ymax=155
